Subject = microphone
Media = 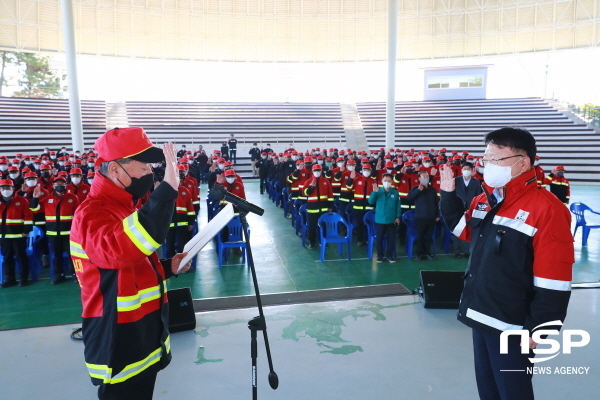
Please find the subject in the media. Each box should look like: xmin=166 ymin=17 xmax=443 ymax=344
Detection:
xmin=209 ymin=184 xmax=265 ymax=216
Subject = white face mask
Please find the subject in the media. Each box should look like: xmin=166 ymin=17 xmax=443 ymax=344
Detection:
xmin=423 ymin=163 xmax=431 ymax=168
xmin=347 ymin=166 xmax=355 ymax=172
xmin=1 ymin=189 xmax=13 ymax=198
xmin=226 ymin=177 xmax=235 ymax=184
xmin=69 ymin=157 xmax=74 ymax=162
xmin=88 ymin=163 xmax=94 ymax=168
xmin=0 ymin=165 xmax=7 ymax=171
xmin=58 ymin=162 xmax=64 ymax=166
xmin=477 ymin=166 xmax=484 ymax=174
xmin=462 ymin=170 xmax=472 ymax=177
xmin=317 ymin=160 xmax=323 ymax=165
xmin=25 ymin=180 xmax=37 ymax=187
xmin=313 ymin=171 xmax=321 ymax=178
xmin=337 ymin=162 xmax=344 ymax=168
xmin=534 ymin=160 xmax=539 ymax=166
xmin=71 ymin=177 xmax=82 ymax=185
xmin=382 ymin=181 xmax=392 ymax=189
xmin=483 ymin=158 xmax=523 ymax=188
xmin=362 ymin=170 xmax=371 ymax=177
xmin=152 ymin=164 xmax=160 ymax=168
xmin=218 ymin=164 xmax=225 ymax=170
xmin=9 ymin=173 xmax=19 ymax=179
xmin=292 ymin=156 xmax=298 ymax=161
xmin=88 ymin=178 xmax=94 ymax=185
xmin=386 ymin=169 xmax=393 ymax=174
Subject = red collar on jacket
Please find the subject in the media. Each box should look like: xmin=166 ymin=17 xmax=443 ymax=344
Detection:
xmin=89 ymin=172 xmax=136 ymax=210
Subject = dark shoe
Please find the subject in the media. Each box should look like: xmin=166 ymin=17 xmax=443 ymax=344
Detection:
xmin=464 ymin=253 xmax=470 ymax=258
xmin=18 ymin=279 xmax=29 ymax=287
xmin=307 ymin=243 xmax=315 ymax=249
xmin=426 ymin=255 xmax=436 ymax=261
xmin=42 ymin=255 xmax=50 ymax=268
xmin=52 ymin=275 xmax=66 ymax=285
xmin=454 ymin=253 xmax=461 ymax=258
xmin=376 ymin=258 xmax=384 ymax=263
xmin=388 ymin=258 xmax=396 ymax=263
xmin=1 ymin=280 xmax=17 ymax=288
xmin=414 ymin=255 xmax=422 ymax=261
xmin=357 ymin=241 xmax=365 ymax=247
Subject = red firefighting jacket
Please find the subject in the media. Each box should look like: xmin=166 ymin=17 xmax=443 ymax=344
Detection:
xmin=70 ymin=173 xmax=178 ymax=387
xmin=183 ymin=175 xmax=200 ymax=211
xmin=30 ymin=191 xmax=80 ymax=236
xmin=333 ymin=169 xmax=353 ymax=202
xmin=0 ymin=195 xmax=33 ymax=238
xmin=440 ymin=169 xmax=573 ymax=336
xmin=543 ymin=173 xmax=570 ymax=205
xmin=393 ymin=172 xmax=419 ymax=209
xmin=171 ymin=184 xmax=196 ymax=228
xmin=303 ymin=176 xmax=334 ymax=213
xmin=287 ymin=168 xmax=310 ymax=200
xmin=534 ymin=165 xmax=545 ymax=187
xmin=347 ymin=174 xmax=376 ymax=210
xmin=67 ymin=182 xmax=91 ymax=204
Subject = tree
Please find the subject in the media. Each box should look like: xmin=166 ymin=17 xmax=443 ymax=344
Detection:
xmin=9 ymin=52 xmax=64 ymax=99
xmin=0 ymin=51 xmax=18 ymax=97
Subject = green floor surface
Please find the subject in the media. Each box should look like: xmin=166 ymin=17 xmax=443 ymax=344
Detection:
xmin=1 ymin=182 xmax=598 ymax=330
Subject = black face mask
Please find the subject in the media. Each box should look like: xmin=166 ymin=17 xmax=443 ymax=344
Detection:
xmin=116 ymin=163 xmax=154 ymax=199
xmin=41 ymin=172 xmax=50 ymax=178
xmin=54 ymin=185 xmax=66 ymax=193
xmin=65 ymin=167 xmax=72 ymax=172
xmin=453 ymin=160 xmax=461 ymax=166
xmin=557 ymin=172 xmax=564 ymax=178
xmin=179 ymin=173 xmax=186 ymax=180
xmin=406 ymin=168 xmax=414 ymax=174
xmin=305 ymin=163 xmax=312 ymax=169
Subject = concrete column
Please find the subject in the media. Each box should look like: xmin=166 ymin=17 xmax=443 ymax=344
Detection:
xmin=386 ymin=0 xmax=398 ymax=150
xmin=60 ymin=0 xmax=84 ymax=152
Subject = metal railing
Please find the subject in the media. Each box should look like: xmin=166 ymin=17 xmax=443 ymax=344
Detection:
xmin=568 ymin=103 xmax=600 ymax=126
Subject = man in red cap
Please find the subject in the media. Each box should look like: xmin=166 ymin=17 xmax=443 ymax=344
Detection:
xmin=544 ymin=166 xmax=570 ymax=205
xmin=533 ymin=155 xmax=545 ymax=187
xmin=0 ymin=179 xmax=34 ymax=287
xmin=303 ymin=164 xmax=334 ymax=249
xmin=67 ymin=168 xmax=91 ymax=203
xmin=165 ymin=165 xmax=196 ymax=258
xmin=346 ymin=163 xmax=377 ymax=245
xmin=69 ymin=127 xmax=191 ymax=400
xmin=218 ymin=169 xmax=247 ymax=206
xmin=335 ymin=159 xmax=355 ymax=204
xmin=30 ymin=174 xmax=80 ymax=284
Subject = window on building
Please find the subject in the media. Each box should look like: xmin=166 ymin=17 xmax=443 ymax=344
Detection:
xmin=427 ymin=74 xmax=484 ymax=89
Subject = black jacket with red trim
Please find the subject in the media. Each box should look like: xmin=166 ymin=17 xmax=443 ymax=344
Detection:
xmin=440 ymin=169 xmax=573 ymax=337
xmin=70 ymin=172 xmax=178 ymax=388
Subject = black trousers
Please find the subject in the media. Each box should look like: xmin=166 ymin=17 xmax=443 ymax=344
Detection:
xmin=259 ymin=176 xmax=267 ymax=194
xmin=353 ymin=209 xmax=367 ymax=243
xmin=166 ymin=226 xmax=191 ymax=258
xmin=97 ymin=372 xmax=158 ymax=400
xmin=229 ymin=149 xmax=237 ymax=163
xmin=472 ymin=328 xmax=534 ymax=400
xmin=48 ymin=235 xmax=71 ymax=279
xmin=375 ymin=223 xmax=396 ymax=260
xmin=415 ymin=218 xmax=436 ymax=257
xmin=307 ymin=211 xmax=323 ymax=246
xmin=1 ymin=237 xmax=29 ymax=282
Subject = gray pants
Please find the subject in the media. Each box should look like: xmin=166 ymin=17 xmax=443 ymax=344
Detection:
xmin=451 ymin=235 xmax=468 ymax=254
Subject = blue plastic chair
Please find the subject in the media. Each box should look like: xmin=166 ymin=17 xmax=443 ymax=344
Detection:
xmin=437 ymin=218 xmax=452 ymax=255
xmin=317 ymin=212 xmax=352 ymax=262
xmin=570 ymin=202 xmax=600 ymax=246
xmin=292 ymin=199 xmax=303 ymax=231
xmin=273 ymin=182 xmax=282 ymax=207
xmin=401 ymin=210 xmax=437 ymax=258
xmin=26 ymin=226 xmax=45 ymax=281
xmin=216 ymin=216 xmax=248 ymax=268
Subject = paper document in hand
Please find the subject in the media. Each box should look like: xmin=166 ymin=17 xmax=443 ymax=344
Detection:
xmin=179 ymin=204 xmax=235 ymax=271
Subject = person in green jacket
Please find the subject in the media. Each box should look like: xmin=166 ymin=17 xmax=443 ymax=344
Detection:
xmin=368 ymin=173 xmax=402 ymax=263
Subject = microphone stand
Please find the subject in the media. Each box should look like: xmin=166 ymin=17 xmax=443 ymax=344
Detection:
xmin=238 ymin=209 xmax=279 ymax=399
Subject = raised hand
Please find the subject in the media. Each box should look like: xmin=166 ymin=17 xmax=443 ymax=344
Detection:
xmin=439 ymin=164 xmax=455 ymax=192
xmin=430 ymin=167 xmax=438 ymax=176
xmin=162 ymin=142 xmax=179 ymax=190
xmin=33 ymin=186 xmax=41 ymax=198
xmin=350 ymin=171 xmax=356 ymax=179
xmin=372 ymin=182 xmax=379 ymax=192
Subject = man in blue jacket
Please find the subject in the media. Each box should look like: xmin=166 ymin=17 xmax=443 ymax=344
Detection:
xmin=368 ymin=174 xmax=401 ymax=263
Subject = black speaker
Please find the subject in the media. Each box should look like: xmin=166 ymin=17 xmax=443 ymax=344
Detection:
xmin=167 ymin=287 xmax=196 ymax=333
xmin=419 ymin=270 xmax=464 ymax=309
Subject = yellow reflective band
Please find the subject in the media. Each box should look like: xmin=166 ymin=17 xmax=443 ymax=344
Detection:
xmin=6 ymin=219 xmax=24 ymax=223
xmin=69 ymin=240 xmax=89 ymax=259
xmin=176 ymin=207 xmax=187 ymax=211
xmin=187 ymin=212 xmax=196 ymax=215
xmin=116 ymin=285 xmax=161 ymax=312
xmin=1 ymin=234 xmax=23 ymax=239
xmin=307 ymin=197 xmax=318 ymax=200
xmin=46 ymin=216 xmax=57 ymax=221
xmin=192 ymin=200 xmax=200 ymax=204
xmin=34 ymin=221 xmax=46 ymax=225
xmin=401 ymin=205 xmax=410 ymax=209
xmin=30 ymin=205 xmax=40 ymax=211
xmin=46 ymin=230 xmax=71 ymax=235
xmin=176 ymin=222 xmax=188 ymax=226
xmin=85 ymin=336 xmax=170 ymax=384
xmin=169 ymin=223 xmax=175 ymax=227
xmin=122 ymin=211 xmax=160 ymax=256
xmin=59 ymin=216 xmax=73 ymax=221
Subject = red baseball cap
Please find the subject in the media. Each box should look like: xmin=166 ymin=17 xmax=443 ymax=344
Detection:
xmin=556 ymin=166 xmax=566 ymax=171
xmin=69 ymin=168 xmax=83 ymax=175
xmin=224 ymin=169 xmax=236 ymax=176
xmin=362 ymin=163 xmax=372 ymax=170
xmin=94 ymin=127 xmax=164 ymax=167
xmin=0 ymin=179 xmax=14 ymax=186
xmin=24 ymin=172 xmax=37 ymax=179
xmin=312 ymin=164 xmax=322 ymax=170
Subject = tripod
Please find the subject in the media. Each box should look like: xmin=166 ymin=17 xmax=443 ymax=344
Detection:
xmin=239 ymin=211 xmax=279 ymax=399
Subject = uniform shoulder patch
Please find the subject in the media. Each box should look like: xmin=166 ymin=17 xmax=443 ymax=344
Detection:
xmin=476 ymin=202 xmax=488 ymax=211
xmin=15 ymin=202 xmax=20 ymax=206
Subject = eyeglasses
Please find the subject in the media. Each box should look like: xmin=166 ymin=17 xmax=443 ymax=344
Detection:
xmin=480 ymin=155 xmax=523 ymax=167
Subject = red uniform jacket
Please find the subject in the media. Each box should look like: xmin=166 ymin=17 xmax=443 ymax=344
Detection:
xmin=303 ymin=176 xmax=334 ymax=213
xmin=172 ymin=184 xmax=196 ymax=227
xmin=0 ymin=195 xmax=33 ymax=238
xmin=67 ymin=182 xmax=91 ymax=204
xmin=30 ymin=191 xmax=80 ymax=236
xmin=19 ymin=186 xmax=49 ymax=225
xmin=347 ymin=174 xmax=377 ymax=210
xmin=70 ymin=173 xmax=178 ymax=387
